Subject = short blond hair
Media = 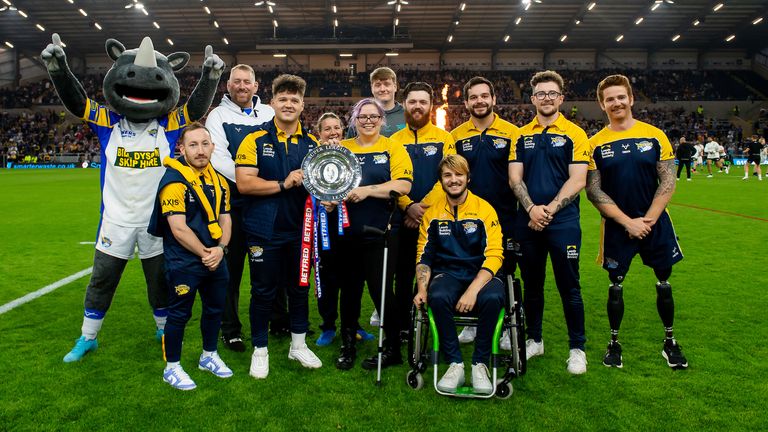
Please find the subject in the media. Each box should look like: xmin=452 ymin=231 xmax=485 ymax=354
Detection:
xmin=229 ymin=64 xmax=256 ymax=82
xmin=439 ymin=154 xmax=470 ymax=177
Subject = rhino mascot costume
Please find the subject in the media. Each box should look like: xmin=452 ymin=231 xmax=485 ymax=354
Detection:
xmin=41 ymin=33 xmax=225 ymax=363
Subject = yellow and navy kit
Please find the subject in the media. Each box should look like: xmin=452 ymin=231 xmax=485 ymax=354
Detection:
xmin=148 ymin=157 xmax=230 ymax=274
xmin=451 ymin=113 xmax=520 ymax=234
xmin=513 ymin=113 xmax=590 ymax=224
xmin=235 ymin=119 xmax=319 ymax=241
xmin=417 ymin=190 xmax=503 ymax=282
xmin=340 ymin=135 xmax=413 ymax=237
xmin=588 ymin=120 xmax=674 ymax=218
xmin=389 ymin=122 xmax=456 ymax=210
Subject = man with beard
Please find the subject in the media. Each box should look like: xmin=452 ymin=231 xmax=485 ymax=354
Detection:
xmin=449 ymin=76 xmax=520 ymax=346
xmin=346 ymin=67 xmax=406 ymax=138
xmin=586 ymin=74 xmax=687 ymax=369
xmin=413 ymin=154 xmax=504 ymax=394
xmin=509 ymin=70 xmax=590 ymax=374
xmin=390 ymin=82 xmax=456 ymax=339
xmin=148 ymin=123 xmax=233 ymax=390
xmin=206 ymin=64 xmax=281 ymax=353
xmin=235 ymin=74 xmax=322 ymax=379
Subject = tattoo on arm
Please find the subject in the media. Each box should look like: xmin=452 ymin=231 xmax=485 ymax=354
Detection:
xmin=416 ymin=264 xmax=430 ymax=288
xmin=511 ymin=181 xmax=534 ymax=211
xmin=551 ymin=191 xmax=580 ymax=213
xmin=585 ymin=170 xmax=617 ymax=206
xmin=654 ymin=160 xmax=675 ymax=198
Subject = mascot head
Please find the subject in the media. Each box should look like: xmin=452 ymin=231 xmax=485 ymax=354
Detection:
xmin=103 ymin=37 xmax=189 ymax=121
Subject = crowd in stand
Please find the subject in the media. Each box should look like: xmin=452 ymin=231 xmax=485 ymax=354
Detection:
xmin=3 ymin=68 xmax=765 ymax=110
xmin=1 ymin=68 xmax=764 ymax=164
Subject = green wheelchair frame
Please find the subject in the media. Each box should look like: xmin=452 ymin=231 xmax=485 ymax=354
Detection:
xmin=406 ymin=275 xmax=527 ymax=399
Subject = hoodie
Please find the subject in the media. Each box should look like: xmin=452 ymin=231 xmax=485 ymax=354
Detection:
xmin=206 ymin=94 xmax=275 ymax=182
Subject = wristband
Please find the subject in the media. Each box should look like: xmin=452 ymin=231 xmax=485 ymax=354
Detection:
xmin=278 ymin=181 xmax=286 ymax=192
xmin=405 ymin=202 xmax=415 ymax=212
xmin=526 ymin=204 xmax=534 ymax=214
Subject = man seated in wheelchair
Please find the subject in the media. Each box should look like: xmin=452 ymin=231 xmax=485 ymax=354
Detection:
xmin=413 ymin=154 xmax=504 ymax=394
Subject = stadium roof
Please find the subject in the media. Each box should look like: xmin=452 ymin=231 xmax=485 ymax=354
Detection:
xmin=1 ymin=0 xmax=767 ymax=57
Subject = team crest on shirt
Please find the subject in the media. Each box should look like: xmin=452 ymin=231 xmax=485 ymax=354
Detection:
xmin=551 ymin=136 xmax=566 ymax=148
xmin=423 ymin=145 xmax=438 ymax=156
xmin=636 ymin=141 xmax=653 ymax=153
xmin=524 ymin=137 xmax=535 ymax=149
xmin=461 ymin=139 xmax=472 ymax=152
xmin=249 ymin=246 xmax=264 ymax=262
xmin=175 ymin=284 xmax=191 ymax=296
xmin=438 ymin=221 xmax=451 ymax=236
xmin=262 ymin=143 xmax=275 ymax=158
xmin=605 ymin=257 xmax=619 ymax=269
xmin=373 ymin=154 xmax=388 ymax=164
xmin=148 ymin=128 xmax=158 ymax=137
xmin=100 ymin=236 xmax=112 ymax=248
xmin=601 ymin=146 xmax=614 ymax=159
xmin=492 ymin=138 xmax=508 ymax=149
xmin=462 ymin=221 xmax=478 ymax=234
xmin=566 ymin=245 xmax=579 ymax=259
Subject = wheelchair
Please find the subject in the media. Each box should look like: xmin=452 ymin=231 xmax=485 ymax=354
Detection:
xmin=406 ymin=275 xmax=526 ymax=399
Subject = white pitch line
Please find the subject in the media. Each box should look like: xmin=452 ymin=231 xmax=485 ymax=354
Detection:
xmin=0 ymin=267 xmax=93 ymax=315
xmin=79 ymin=241 xmax=96 ymax=245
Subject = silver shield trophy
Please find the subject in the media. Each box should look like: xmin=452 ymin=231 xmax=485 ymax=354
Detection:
xmin=302 ymin=145 xmax=362 ymax=201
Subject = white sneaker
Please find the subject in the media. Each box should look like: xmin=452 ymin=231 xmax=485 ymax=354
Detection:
xmin=163 ymin=364 xmax=197 ymax=390
xmin=457 ymin=326 xmax=476 ymax=344
xmin=370 ymin=310 xmax=380 ymax=327
xmin=707 ymin=174 xmax=713 ymax=178
xmin=566 ymin=348 xmax=588 ymax=375
xmin=198 ymin=351 xmax=233 ymax=378
xmin=288 ymin=343 xmax=323 ymax=369
xmin=250 ymin=347 xmax=269 ymax=379
xmin=742 ymin=176 xmax=748 ymax=180
xmin=500 ymin=332 xmax=511 ymax=351
xmin=471 ymin=363 xmax=493 ymax=394
xmin=525 ymin=339 xmax=544 ymax=359
xmin=686 ymin=178 xmax=692 ymax=181
xmin=437 ymin=362 xmax=465 ymax=393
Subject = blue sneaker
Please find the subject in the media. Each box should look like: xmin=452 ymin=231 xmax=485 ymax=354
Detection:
xmin=163 ymin=365 xmax=197 ymax=390
xmin=63 ymin=336 xmax=98 ymax=363
xmin=155 ymin=328 xmax=164 ymax=343
xmin=356 ymin=329 xmax=375 ymax=342
xmin=198 ymin=352 xmax=233 ymax=378
xmin=316 ymin=330 xmax=336 ymax=346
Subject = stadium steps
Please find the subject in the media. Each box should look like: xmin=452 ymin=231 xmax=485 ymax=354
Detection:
xmin=727 ymin=72 xmax=767 ymax=100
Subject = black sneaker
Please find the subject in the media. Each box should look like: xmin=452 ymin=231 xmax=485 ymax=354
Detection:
xmin=361 ymin=348 xmax=402 ymax=370
xmin=221 ymin=335 xmax=246 ymax=353
xmin=602 ymin=341 xmax=623 ymax=368
xmin=662 ymin=339 xmax=688 ymax=369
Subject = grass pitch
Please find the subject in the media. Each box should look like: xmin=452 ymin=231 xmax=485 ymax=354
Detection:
xmin=0 ymin=167 xmax=766 ymax=432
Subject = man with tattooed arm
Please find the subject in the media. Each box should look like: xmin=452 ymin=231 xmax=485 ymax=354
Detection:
xmin=586 ymin=74 xmax=687 ymax=370
xmin=508 ymin=70 xmax=591 ymax=375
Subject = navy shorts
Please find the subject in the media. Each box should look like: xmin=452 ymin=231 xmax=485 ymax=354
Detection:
xmin=600 ymin=211 xmax=683 ymax=276
xmin=747 ymin=155 xmax=760 ymax=165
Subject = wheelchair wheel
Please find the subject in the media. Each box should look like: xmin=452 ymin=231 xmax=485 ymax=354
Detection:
xmin=508 ymin=277 xmax=527 ymax=377
xmin=407 ymin=306 xmax=430 ymax=372
xmin=495 ymin=382 xmax=513 ymax=399
xmin=406 ymin=370 xmax=424 ymax=390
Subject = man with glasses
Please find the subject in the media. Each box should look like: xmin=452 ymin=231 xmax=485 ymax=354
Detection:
xmin=449 ymin=76 xmax=521 ymax=347
xmin=509 ymin=70 xmax=590 ymax=375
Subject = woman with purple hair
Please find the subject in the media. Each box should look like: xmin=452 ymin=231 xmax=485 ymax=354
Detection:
xmin=333 ymin=98 xmax=413 ymax=371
